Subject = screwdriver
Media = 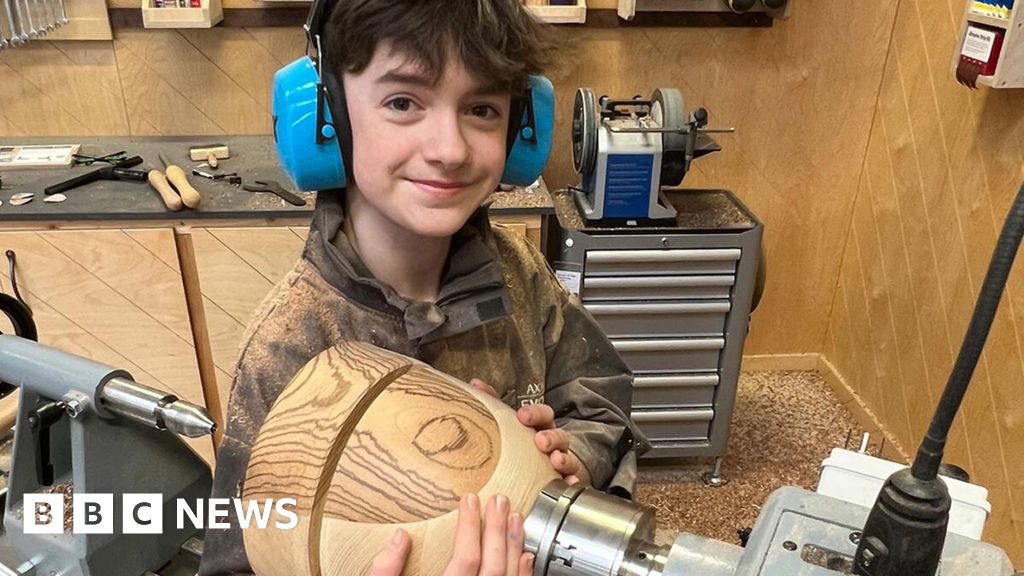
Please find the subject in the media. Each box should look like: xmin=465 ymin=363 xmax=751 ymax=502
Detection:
xmin=159 ymin=153 xmax=202 ymax=209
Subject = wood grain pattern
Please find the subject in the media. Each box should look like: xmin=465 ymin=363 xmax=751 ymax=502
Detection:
xmin=325 ymin=367 xmax=500 ymax=524
xmin=243 ymin=341 xmax=558 ymax=576
xmin=822 ymin=0 xmax=1024 ymax=562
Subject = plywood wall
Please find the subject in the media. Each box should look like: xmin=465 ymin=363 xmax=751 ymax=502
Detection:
xmin=822 ymin=0 xmax=1024 ymax=561
xmin=0 ymin=1 xmax=896 ymax=356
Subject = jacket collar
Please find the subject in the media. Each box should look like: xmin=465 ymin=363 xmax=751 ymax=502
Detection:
xmin=303 ymin=191 xmax=512 ymax=342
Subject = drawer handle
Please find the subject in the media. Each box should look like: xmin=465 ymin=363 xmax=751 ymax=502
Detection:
xmin=612 ymin=338 xmax=725 ymax=352
xmin=632 ymin=409 xmax=714 ymax=423
xmin=586 ymin=302 xmax=730 ymax=315
xmin=634 ymin=375 xmax=719 ymax=388
xmin=585 ymin=276 xmax=736 ymax=289
xmin=587 ymin=249 xmax=741 ymax=264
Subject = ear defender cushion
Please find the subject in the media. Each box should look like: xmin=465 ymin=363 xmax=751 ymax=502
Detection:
xmin=272 ymin=56 xmax=348 ymax=192
xmin=501 ymin=74 xmax=555 ymax=187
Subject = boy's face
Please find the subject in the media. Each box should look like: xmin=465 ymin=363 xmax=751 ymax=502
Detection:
xmin=343 ymin=42 xmax=512 ymax=239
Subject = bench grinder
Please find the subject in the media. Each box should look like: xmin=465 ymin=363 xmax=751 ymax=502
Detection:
xmin=570 ymin=87 xmax=733 ymax=225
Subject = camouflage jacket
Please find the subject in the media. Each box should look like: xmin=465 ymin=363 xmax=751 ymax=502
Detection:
xmin=198 ymin=192 xmax=648 ymax=575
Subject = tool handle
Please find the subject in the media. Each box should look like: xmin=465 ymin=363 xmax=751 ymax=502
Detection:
xmin=111 ymin=167 xmax=150 ymax=182
xmin=148 ymin=170 xmax=184 ymax=212
xmin=45 ymin=170 xmax=102 ymax=195
xmin=165 ymin=165 xmax=202 ymax=208
xmin=274 ymin=188 xmax=307 ymax=207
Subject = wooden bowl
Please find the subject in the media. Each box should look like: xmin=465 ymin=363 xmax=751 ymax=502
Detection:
xmin=242 ymin=341 xmax=559 ymax=575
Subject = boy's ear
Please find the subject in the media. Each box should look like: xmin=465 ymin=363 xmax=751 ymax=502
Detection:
xmin=500 ymin=75 xmax=555 ymax=187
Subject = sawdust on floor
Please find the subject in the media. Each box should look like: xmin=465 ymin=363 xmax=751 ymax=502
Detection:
xmin=635 ymin=370 xmax=893 ymax=547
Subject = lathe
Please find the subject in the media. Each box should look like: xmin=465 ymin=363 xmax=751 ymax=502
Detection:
xmin=0 ymin=334 xmax=215 ymax=576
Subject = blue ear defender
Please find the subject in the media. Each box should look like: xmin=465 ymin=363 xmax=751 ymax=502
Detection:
xmin=272 ymin=56 xmax=348 ymax=193
xmin=501 ymin=74 xmax=554 ymax=187
xmin=271 ymin=0 xmax=556 ymax=192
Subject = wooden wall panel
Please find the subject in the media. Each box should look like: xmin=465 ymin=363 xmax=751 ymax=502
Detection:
xmin=0 ymin=41 xmax=129 ymax=135
xmin=824 ymin=0 xmax=1024 ymax=562
xmin=114 ymin=29 xmax=271 ymax=135
xmin=0 ymin=230 xmax=214 ymax=463
xmin=191 ymin=227 xmax=306 ymax=423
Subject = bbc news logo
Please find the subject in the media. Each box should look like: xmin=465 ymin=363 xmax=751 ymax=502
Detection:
xmin=23 ymin=494 xmax=298 ymax=534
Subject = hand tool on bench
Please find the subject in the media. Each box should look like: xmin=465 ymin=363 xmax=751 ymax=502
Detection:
xmin=146 ymin=166 xmax=184 ymax=212
xmin=44 ymin=156 xmax=146 ymax=195
xmin=242 ymin=179 xmax=306 ymax=206
xmin=159 ymin=153 xmax=201 ymax=208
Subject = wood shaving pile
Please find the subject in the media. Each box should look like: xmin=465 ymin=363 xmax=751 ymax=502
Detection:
xmin=636 ymin=370 xmax=888 ymax=546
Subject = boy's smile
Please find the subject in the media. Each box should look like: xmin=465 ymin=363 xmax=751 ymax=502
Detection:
xmin=343 ymin=42 xmax=512 ymax=240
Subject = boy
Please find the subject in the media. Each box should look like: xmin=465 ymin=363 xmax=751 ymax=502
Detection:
xmin=199 ymin=0 xmax=647 ymax=573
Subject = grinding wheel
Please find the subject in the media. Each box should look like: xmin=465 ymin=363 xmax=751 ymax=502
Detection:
xmin=728 ymin=0 xmax=757 ymax=12
xmin=651 ymin=87 xmax=688 ymax=187
xmin=572 ymin=88 xmax=597 ymax=176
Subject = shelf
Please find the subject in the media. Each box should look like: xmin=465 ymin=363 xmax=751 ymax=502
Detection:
xmin=617 ymin=0 xmax=791 ymax=20
xmin=141 ymin=0 xmax=224 ymax=27
xmin=966 ymin=12 xmax=1011 ymax=30
xmin=524 ymin=2 xmax=587 ymax=24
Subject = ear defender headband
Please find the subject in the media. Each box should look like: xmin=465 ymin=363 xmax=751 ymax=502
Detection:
xmin=271 ymin=0 xmax=556 ymax=192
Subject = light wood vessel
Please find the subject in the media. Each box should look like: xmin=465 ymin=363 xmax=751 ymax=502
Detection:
xmin=243 ymin=341 xmax=559 ymax=575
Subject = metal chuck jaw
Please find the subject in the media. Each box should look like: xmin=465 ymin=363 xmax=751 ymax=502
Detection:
xmin=524 ymin=480 xmax=666 ymax=576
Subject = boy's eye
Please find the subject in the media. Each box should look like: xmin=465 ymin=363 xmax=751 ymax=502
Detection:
xmin=385 ymin=97 xmax=416 ymax=112
xmin=470 ymin=105 xmax=501 ymax=119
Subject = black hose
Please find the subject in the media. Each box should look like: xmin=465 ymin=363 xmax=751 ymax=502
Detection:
xmin=911 ymin=180 xmax=1024 ymax=480
xmin=5 ymin=250 xmax=30 ymax=314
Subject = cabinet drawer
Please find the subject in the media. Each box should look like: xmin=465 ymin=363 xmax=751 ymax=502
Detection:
xmin=632 ymin=373 xmax=718 ymax=409
xmin=612 ymin=338 xmax=724 ymax=373
xmin=585 ymin=249 xmax=740 ymax=277
xmin=632 ymin=408 xmax=714 ymax=442
xmin=586 ymin=301 xmax=729 ymax=338
xmin=581 ymin=275 xmax=734 ymax=302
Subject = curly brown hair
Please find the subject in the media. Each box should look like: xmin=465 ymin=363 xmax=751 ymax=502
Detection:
xmin=323 ymin=0 xmax=559 ymax=94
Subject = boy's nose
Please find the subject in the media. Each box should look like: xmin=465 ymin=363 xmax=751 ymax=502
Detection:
xmin=423 ymin=112 xmax=470 ymax=168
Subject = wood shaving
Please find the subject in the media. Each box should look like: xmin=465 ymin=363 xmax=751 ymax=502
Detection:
xmin=636 ymin=371 xmax=883 ymax=546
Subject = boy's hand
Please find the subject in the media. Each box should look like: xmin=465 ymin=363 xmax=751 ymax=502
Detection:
xmin=470 ymin=379 xmax=592 ymax=486
xmin=369 ymin=494 xmax=534 ymax=576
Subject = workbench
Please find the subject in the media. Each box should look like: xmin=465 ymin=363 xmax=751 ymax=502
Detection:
xmin=0 ymin=136 xmax=556 ymax=464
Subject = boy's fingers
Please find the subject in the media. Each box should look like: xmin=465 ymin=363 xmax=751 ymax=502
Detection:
xmin=518 ymin=553 xmax=536 ymax=576
xmin=516 ymin=404 xmax=555 ymax=430
xmin=534 ymin=429 xmax=570 ymax=454
xmin=469 ymin=378 xmax=499 ymax=398
xmin=445 ymin=495 xmax=482 ymax=576
xmin=550 ymin=450 xmax=581 ymax=477
xmin=480 ymin=495 xmax=509 ymax=576
xmin=507 ymin=512 xmax=526 ymax=576
xmin=369 ymin=529 xmax=411 ymax=576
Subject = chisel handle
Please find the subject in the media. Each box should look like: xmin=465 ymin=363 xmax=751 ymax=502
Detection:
xmin=165 ymin=165 xmax=202 ymax=208
xmin=148 ymin=170 xmax=184 ymax=212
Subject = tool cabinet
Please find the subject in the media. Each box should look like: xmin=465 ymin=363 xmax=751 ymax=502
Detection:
xmin=554 ymin=189 xmax=762 ymax=465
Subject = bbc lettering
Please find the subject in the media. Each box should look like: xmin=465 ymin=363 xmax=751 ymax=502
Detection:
xmin=23 ymin=495 xmax=298 ymax=534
